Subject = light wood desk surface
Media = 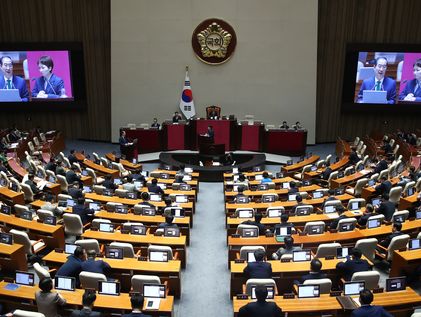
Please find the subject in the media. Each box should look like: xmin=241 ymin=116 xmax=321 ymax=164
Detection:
xmin=281 ymin=155 xmax=320 ymax=173
xmin=303 ymin=156 xmax=349 ymax=179
xmin=0 ymin=186 xmax=25 ymax=205
xmin=95 ymin=210 xmax=191 ymax=226
xmin=330 ymin=169 xmax=372 ymax=189
xmin=0 ymin=243 xmax=27 ymax=271
xmin=151 ymin=169 xmax=200 ymax=178
xmin=224 ymin=185 xmax=322 ymax=198
xmin=82 ymin=159 xmax=119 ymax=178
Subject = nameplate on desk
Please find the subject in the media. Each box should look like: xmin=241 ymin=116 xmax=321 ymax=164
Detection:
xmin=138 ymin=256 xmax=148 ymax=261
xmin=329 ymin=229 xmax=338 ymax=234
xmin=231 ymin=234 xmax=240 ymax=238
xmin=281 ymin=258 xmax=291 ymax=263
xmin=55 ymin=248 xmax=64 ymax=253
xmin=236 ymin=294 xmax=248 ymax=300
xmin=373 ymin=287 xmax=384 ymax=293
xmin=298 ymin=232 xmax=306 ymax=236
xmin=234 ymin=259 xmax=245 ymax=264
xmin=265 ymin=232 xmax=274 ymax=237
xmin=325 ymin=255 xmax=334 ymax=260
xmin=283 ymin=293 xmax=295 ymax=299
xmin=330 ymin=290 xmax=341 ymax=297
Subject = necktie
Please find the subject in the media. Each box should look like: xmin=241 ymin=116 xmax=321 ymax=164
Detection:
xmin=415 ymin=82 xmax=420 ymax=95
xmin=6 ymin=79 xmax=11 ymax=89
xmin=375 ymin=81 xmax=381 ymax=91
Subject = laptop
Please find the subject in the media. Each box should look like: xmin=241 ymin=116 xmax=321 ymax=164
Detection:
xmin=150 ymin=194 xmax=161 ymax=202
xmin=99 ymin=223 xmax=114 ymax=233
xmin=141 ymin=207 xmax=156 ymax=216
xmin=131 ymin=225 xmax=147 ymax=235
xmin=64 ymin=243 xmax=78 ymax=254
xmin=0 ymin=89 xmax=21 ymax=102
xmin=238 ymin=209 xmax=253 ymax=218
xmin=371 ymin=198 xmax=381 ymax=207
xmin=115 ymin=206 xmax=128 ymax=214
xmin=66 ymin=199 xmax=76 ymax=207
xmin=408 ymin=239 xmax=421 ymax=250
xmin=48 ymin=176 xmax=56 ymax=183
xmin=324 ymin=205 xmax=336 ymax=214
xmin=367 ymin=218 xmax=381 ymax=229
xmin=180 ymin=184 xmax=191 ymax=191
xmin=308 ymin=225 xmax=324 ymax=235
xmin=171 ymin=208 xmax=185 ymax=218
xmin=182 ymin=175 xmax=192 ymax=181
xmin=297 ymin=285 xmax=320 ymax=298
xmin=175 ymin=195 xmax=188 ymax=203
xmin=258 ymin=184 xmax=269 ymax=191
xmin=44 ymin=216 xmax=57 ymax=225
xmin=143 ymin=284 xmax=166 ymax=310
xmin=105 ymin=246 xmax=124 ymax=259
xmin=286 ymin=160 xmax=293 ymax=166
xmin=164 ymin=227 xmax=180 ymax=237
xmin=251 ymin=286 xmax=275 ymax=299
xmin=149 ymin=250 xmax=169 ymax=262
xmin=83 ymin=186 xmax=92 ymax=193
xmin=98 ymin=281 xmax=120 ymax=296
xmin=113 ymin=178 xmax=122 ymax=185
xmin=275 ymin=226 xmax=292 ymax=237
xmin=89 ymin=202 xmax=101 ymax=211
xmin=386 ymin=277 xmax=406 ymax=292
xmin=15 ymin=271 xmax=35 ymax=286
xmin=311 ymin=165 xmax=317 ymax=172
xmin=241 ymin=228 xmax=258 ymax=238
xmin=267 ymin=209 xmax=282 ymax=218
xmin=10 ymin=183 xmax=18 ymax=191
xmin=282 ymin=183 xmax=290 ymax=189
xmin=160 ymin=173 xmax=169 ymax=179
xmin=313 ymin=191 xmax=324 ymax=199
xmin=236 ymin=196 xmax=249 ymax=204
xmin=350 ymin=201 xmax=360 ymax=210
xmin=344 ymin=281 xmax=365 ymax=296
xmin=339 ymin=223 xmax=355 ymax=232
xmin=184 ymin=167 xmax=193 ymax=173
xmin=336 ymin=247 xmax=350 ymax=259
xmin=0 ymin=233 xmax=13 ymax=245
xmin=288 ymin=194 xmax=297 ymax=201
xmin=1 ymin=205 xmax=12 ymax=215
xmin=362 ymin=90 xmax=387 ymax=104
xmin=55 ymin=276 xmax=75 ymax=291
xmin=293 ymin=250 xmax=311 ymax=262
xmin=21 ymin=210 xmax=33 ymax=220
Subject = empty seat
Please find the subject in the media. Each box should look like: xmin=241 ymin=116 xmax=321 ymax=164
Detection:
xmin=315 ymin=243 xmax=341 ymax=258
xmin=351 ymin=271 xmax=380 ymax=290
xmin=79 ymin=271 xmax=107 ymax=290
xmin=131 ymin=275 xmax=161 ymax=293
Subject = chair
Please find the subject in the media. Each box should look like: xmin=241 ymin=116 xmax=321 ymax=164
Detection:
xmin=353 ymin=137 xmax=360 ymax=146
xmin=403 ymin=181 xmax=416 ymax=196
xmin=382 ymin=234 xmax=410 ymax=261
xmin=14 ymin=204 xmax=30 ymax=215
xmin=9 ymin=177 xmax=22 ymax=192
xmin=303 ymin=221 xmax=325 ymax=235
xmin=346 ymin=198 xmax=366 ymax=210
xmin=344 ymin=166 xmax=354 ymax=176
xmin=351 ymin=271 xmax=380 ymax=290
xmin=148 ymin=245 xmax=175 ymax=260
xmin=101 ymin=157 xmax=109 ymax=168
xmin=370 ymin=173 xmax=379 ymax=181
xmin=39 ymin=132 xmax=46 ymax=142
xmin=91 ymin=218 xmax=111 ymax=229
xmin=355 ymin=161 xmax=364 ymax=172
xmin=58 ymin=193 xmax=72 ymax=201
xmin=33 ymin=262 xmax=51 ymax=280
xmin=336 ymin=218 xmax=357 ymax=232
xmin=346 ymin=178 xmax=368 ymax=197
xmin=79 ymin=271 xmax=107 ymax=290
xmin=36 ymin=166 xmax=47 ymax=179
xmin=239 ymin=246 xmax=266 ymax=260
xmin=266 ymin=206 xmax=285 ymax=217
xmin=315 ymin=243 xmax=341 ymax=258
xmin=236 ymin=224 xmax=259 ymax=236
xmin=56 ymin=174 xmax=69 ymax=193
xmin=391 ymin=210 xmax=409 ymax=222
xmin=93 ymin=185 xmax=106 ymax=195
xmin=389 ymin=186 xmax=403 ymax=204
xmin=63 ymin=214 xmax=85 ymax=236
xmin=327 ymin=171 xmax=339 ymax=189
xmin=20 ymin=183 xmax=35 ymax=202
xmin=87 ymin=168 xmax=105 ymax=184
xmin=206 ymin=105 xmax=221 ymax=119
xmin=303 ymin=278 xmax=332 ymax=294
xmin=75 ymin=239 xmax=101 ymax=254
xmin=245 ymin=278 xmax=277 ymax=296
xmin=298 ymin=191 xmax=308 ymax=199
xmin=295 ymin=205 xmax=313 ymax=216
xmin=234 ymin=208 xmax=255 ymax=218
xmin=13 ymin=310 xmax=46 ymax=317
xmin=45 ymin=170 xmax=56 ymax=182
xmin=110 ymin=241 xmax=137 ymax=258
xmin=115 ymin=188 xmax=128 ymax=198
xmin=92 ymin=152 xmax=101 ymax=164
xmin=378 ymin=169 xmax=388 ymax=180
xmin=294 ymin=164 xmax=312 ymax=180
xmin=72 ymin=162 xmax=83 ymax=173
xmin=416 ymin=178 xmax=421 ymax=192
xmin=134 ymin=204 xmax=156 ymax=214
xmin=355 ymin=238 xmax=378 ymax=262
xmin=325 ymin=154 xmax=332 ymax=165
xmin=261 ymin=193 xmax=278 ymax=203
xmin=323 ymin=200 xmax=343 ymax=212
xmin=131 ymin=275 xmax=161 ymax=293
xmin=112 ymin=162 xmax=130 ymax=177
xmin=106 ymin=202 xmax=123 ymax=212
xmin=36 ymin=209 xmax=54 ymax=222
xmin=122 ymin=222 xmax=144 ymax=231
xmin=9 ymin=229 xmax=46 ymax=255
xmin=316 ymin=160 xmax=326 ymax=168
xmin=0 ymin=171 xmax=10 ymax=187
xmin=28 ymin=141 xmax=41 ymax=156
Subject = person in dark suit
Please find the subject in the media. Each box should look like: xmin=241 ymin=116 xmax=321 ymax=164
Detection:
xmin=242 ymin=213 xmax=266 ymax=235
xmin=206 ymin=125 xmax=214 ymax=143
xmin=336 ymin=248 xmax=371 ymax=281
xmin=357 ymin=56 xmax=396 ymax=104
xmin=147 ymin=178 xmax=164 ymax=195
xmin=122 ymin=294 xmax=152 ymax=317
xmin=68 ymin=181 xmax=83 ymax=200
xmin=373 ymin=158 xmax=388 ymax=174
xmin=0 ymin=56 xmax=29 ymax=101
xmin=349 ymin=147 xmax=360 ymax=164
xmin=296 ymin=259 xmax=327 ymax=284
xmin=351 ymin=289 xmax=393 ymax=317
xmin=81 ymin=249 xmax=112 ymax=276
xmin=234 ymin=186 xmax=250 ymax=203
xmin=329 ymin=208 xmax=349 ymax=230
xmin=25 ymin=173 xmax=40 ymax=194
xmin=379 ymin=222 xmax=403 ymax=249
xmin=158 ymin=215 xmax=178 ymax=229
xmin=288 ymin=181 xmax=298 ymax=194
xmin=103 ymin=175 xmax=118 ymax=191
xmin=374 ymin=176 xmax=392 ymax=196
xmin=68 ymin=149 xmax=79 ymax=165
xmin=381 ymin=140 xmax=393 ymax=155
xmin=238 ymin=285 xmax=282 ymax=317
xmin=280 ymin=121 xmax=289 ymax=129
xmin=72 ymin=198 xmax=95 ymax=225
xmin=45 ymin=158 xmax=57 ymax=172
xmin=151 ymin=118 xmax=160 ymax=129
xmin=243 ymin=249 xmax=272 ymax=279
xmin=70 ymin=289 xmax=102 ymax=317
xmin=358 ymin=204 xmax=375 ymax=226
xmin=321 ymin=189 xmax=337 ymax=208
xmin=375 ymin=193 xmax=396 ymax=221
xmin=56 ymin=246 xmax=86 ymax=287
xmin=32 ymin=55 xmax=66 ymax=98
xmin=66 ymin=165 xmax=82 ymax=185
xmin=172 ymin=111 xmax=182 ymax=123
xmin=291 ymin=194 xmax=304 ymax=214
xmin=273 ymin=214 xmax=295 ymax=234
xmin=320 ymin=162 xmax=332 ymax=180
xmin=140 ymin=192 xmax=155 ymax=207
xmin=399 ymin=58 xmax=421 ymax=102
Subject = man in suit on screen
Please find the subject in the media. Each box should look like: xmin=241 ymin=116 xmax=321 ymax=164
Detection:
xmin=357 ymin=57 xmax=396 ymax=104
xmin=0 ymin=56 xmax=29 ymax=101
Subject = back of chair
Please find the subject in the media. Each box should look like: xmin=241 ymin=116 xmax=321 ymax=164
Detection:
xmin=347 ymin=198 xmax=366 ymax=210
xmin=337 ymin=218 xmax=357 ymax=231
xmin=20 ymin=183 xmax=34 ymax=202
xmin=63 ymin=213 xmax=84 ymax=236
xmin=148 ymin=245 xmax=173 ymax=260
xmin=236 ymin=224 xmax=259 ymax=236
xmin=239 ymin=246 xmax=265 ymax=260
xmin=387 ymin=234 xmax=410 ymax=261
xmin=56 ymin=174 xmax=69 ymax=192
xmin=110 ymin=241 xmax=135 ymax=258
xmin=13 ymin=310 xmax=46 ymax=317
xmin=10 ymin=229 xmax=32 ymax=255
xmin=353 ymin=179 xmax=369 ymax=197
xmin=392 ymin=210 xmax=409 ymax=222
xmin=389 ymin=186 xmax=403 ymax=204
xmin=303 ymin=221 xmax=325 ymax=235
xmin=36 ymin=209 xmax=54 ymax=222
xmin=79 ymin=271 xmax=107 ymax=290
xmin=315 ymin=243 xmax=341 ymax=258
xmin=33 ymin=262 xmax=51 ymax=280
xmin=75 ymin=239 xmax=100 ymax=254
xmin=351 ymin=271 xmax=380 ymax=290
xmin=245 ymin=278 xmax=276 ymax=296
xmin=303 ymin=278 xmax=332 ymax=294
xmin=131 ymin=275 xmax=161 ymax=293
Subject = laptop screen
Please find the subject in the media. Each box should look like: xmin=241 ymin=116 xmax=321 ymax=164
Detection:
xmin=344 ymin=281 xmax=365 ymax=296
xmin=313 ymin=191 xmax=323 ymax=199
xmin=275 ymin=226 xmax=292 ymax=237
xmin=143 ymin=284 xmax=166 ymax=298
xmin=267 ymin=209 xmax=282 ymax=218
xmin=142 ymin=207 xmax=156 ymax=216
xmin=255 ymin=174 xmax=263 ymax=181
xmin=371 ymin=198 xmax=380 ymax=207
xmin=127 ymin=192 xmax=136 ymax=199
xmin=141 ymin=171 xmax=149 ymax=177
xmin=157 ymin=183 xmax=167 ymax=190
xmin=336 ymin=247 xmax=350 ymax=259
xmin=99 ymin=223 xmax=114 ymax=232
xmin=0 ymin=233 xmax=13 ymax=245
xmin=251 ymin=286 xmax=275 ymax=299
xmin=83 ymin=186 xmax=92 ymax=193
xmin=298 ymin=285 xmax=320 ymax=298
xmin=367 ymin=219 xmax=381 ymax=229
xmin=55 ymin=276 xmax=75 ymax=291
xmin=175 ymin=195 xmax=188 ymax=203
xmin=393 ymin=215 xmax=404 ymax=223
xmin=238 ymin=209 xmax=253 ymax=218
xmin=15 ymin=271 xmax=34 ymax=286
xmin=164 ymin=227 xmax=180 ymax=237
xmin=98 ymin=281 xmax=120 ymax=296
xmin=66 ymin=199 xmax=76 ymax=207
xmin=324 ymin=205 xmax=336 ymax=213
xmin=149 ymin=250 xmax=169 ymax=262
xmin=131 ymin=225 xmax=147 ymax=235
xmin=232 ymin=168 xmax=239 ymax=174
xmin=21 ymin=210 xmax=32 ymax=220
xmin=82 ymin=170 xmax=89 ymax=176
xmin=113 ymin=178 xmax=122 ymax=185
xmin=386 ymin=277 xmax=406 ymax=292
xmin=368 ymin=179 xmax=375 ymax=186
xmin=105 ymin=246 xmax=124 ymax=259
xmin=350 ymin=202 xmax=359 ymax=210
xmin=407 ymin=187 xmax=415 ymax=196
xmin=241 ymin=228 xmax=258 ymax=237
xmin=293 ymin=250 xmax=311 ymax=262
xmin=311 ymin=165 xmax=317 ymax=171
xmin=409 ymin=239 xmax=421 ymax=250
xmin=89 ymin=202 xmax=101 ymax=211
xmin=150 ymin=194 xmax=161 ymax=202
xmin=64 ymin=243 xmax=78 ymax=254
xmin=1 ymin=205 xmax=11 ymax=215
xmin=288 ymin=194 xmax=297 ymax=201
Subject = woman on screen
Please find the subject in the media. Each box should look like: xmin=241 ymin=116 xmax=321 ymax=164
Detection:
xmin=399 ymin=58 xmax=421 ymax=102
xmin=31 ymin=55 xmax=66 ymax=98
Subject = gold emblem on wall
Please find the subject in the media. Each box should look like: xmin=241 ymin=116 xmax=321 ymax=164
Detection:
xmin=192 ymin=18 xmax=237 ymax=65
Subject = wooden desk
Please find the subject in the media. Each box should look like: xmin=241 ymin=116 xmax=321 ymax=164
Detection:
xmin=303 ymin=156 xmax=349 ymax=180
xmin=399 ymin=192 xmax=419 ymax=210
xmin=330 ymin=169 xmax=372 ymax=189
xmin=224 ymin=185 xmax=322 ymax=200
xmin=0 ymin=243 xmax=27 ymax=271
xmin=281 ymin=155 xmax=320 ymax=174
xmin=151 ymin=169 xmax=199 ymax=179
xmin=0 ymin=281 xmax=174 ymax=316
xmin=0 ymin=186 xmax=25 ymax=205
xmin=82 ymin=159 xmax=119 ymax=178
xmin=105 ymin=152 xmax=142 ymax=172
xmin=391 ymin=249 xmax=421 ymax=277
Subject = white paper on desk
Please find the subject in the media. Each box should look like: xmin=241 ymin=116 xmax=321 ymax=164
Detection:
xmin=326 ymin=212 xmax=339 ymax=219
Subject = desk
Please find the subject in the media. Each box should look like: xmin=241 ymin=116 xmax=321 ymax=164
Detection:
xmin=330 ymin=169 xmax=372 ymax=189
xmin=82 ymin=159 xmax=119 ymax=178
xmin=224 ymin=185 xmax=322 ymax=200
xmin=391 ymin=249 xmax=421 ymax=277
xmin=281 ymin=155 xmax=320 ymax=175
xmin=190 ymin=118 xmax=235 ymax=151
xmin=303 ymin=157 xmax=349 ymax=180
xmin=0 ymin=243 xmax=27 ymax=272
xmin=237 ymin=123 xmax=264 ymax=151
xmin=264 ymin=129 xmax=307 ymax=156
xmin=0 ymin=186 xmax=25 ymax=205
xmin=121 ymin=127 xmax=162 ymax=154
xmin=105 ymin=152 xmax=142 ymax=172
xmin=162 ymin=122 xmax=186 ymax=150
xmin=399 ymin=192 xmax=419 ymax=210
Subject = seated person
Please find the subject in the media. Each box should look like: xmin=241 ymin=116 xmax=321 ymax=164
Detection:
xmin=70 ymin=289 xmax=102 ymax=317
xmin=336 ymin=248 xmax=371 ymax=281
xmin=288 ymin=181 xmax=298 ymax=194
xmin=122 ymin=175 xmax=136 ymax=193
xmin=233 ymin=186 xmax=250 ymax=203
xmin=73 ymin=197 xmax=95 ymax=225
xmin=329 ymin=208 xmax=349 ymax=230
xmin=291 ymin=194 xmax=304 ymax=214
xmin=140 ymin=191 xmax=154 ymax=207
xmin=272 ymin=236 xmax=302 ymax=260
xmin=243 ymin=249 xmax=272 ymax=279
xmin=320 ymin=162 xmax=332 ymax=180
xmin=273 ymin=214 xmax=295 ymax=234
xmin=56 ymin=246 xmax=87 ymax=287
xmin=375 ymin=193 xmax=396 ymax=222
xmin=122 ymin=293 xmax=151 ymax=317
xmin=162 ymin=198 xmax=183 ymax=216
xmin=350 ymin=289 xmax=393 ymax=317
xmin=151 ymin=118 xmax=160 ymax=129
xmin=25 ymin=173 xmax=40 ymax=194
xmin=238 ymin=285 xmax=282 ymax=317
xmin=379 ymin=222 xmax=403 ymax=249
xmin=68 ymin=149 xmax=79 ymax=165
xmin=66 ymin=165 xmax=82 ymax=185
xmin=280 ymin=121 xmax=289 ymax=129
xmin=321 ymin=189 xmax=342 ymax=209
xmin=103 ymin=175 xmax=118 ymax=191
xmin=158 ymin=215 xmax=178 ymax=229
xmin=81 ymin=249 xmax=112 ymax=276
xmin=172 ymin=111 xmax=182 ymax=123
xmin=208 ymin=107 xmax=219 ymax=120
xmin=292 ymin=121 xmax=303 ymax=130
xmin=349 ymin=147 xmax=360 ymax=165
xmin=242 ymin=213 xmax=266 ymax=235
xmin=358 ymin=204 xmax=375 ymax=226
xmin=260 ymin=172 xmax=272 ymax=183
xmin=68 ymin=181 xmax=83 ymax=200
xmin=374 ymin=176 xmax=392 ymax=196
xmin=147 ymin=178 xmax=164 ymax=195
xmin=36 ymin=277 xmax=67 ymax=317
xmin=295 ymin=259 xmax=327 ymax=284
xmin=373 ymin=157 xmax=388 ymax=174
xmin=381 ymin=140 xmax=393 ymax=155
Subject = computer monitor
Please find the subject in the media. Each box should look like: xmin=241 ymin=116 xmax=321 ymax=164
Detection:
xmin=131 ymin=225 xmax=147 ymax=235
xmin=350 ymin=202 xmax=359 ymax=210
xmin=150 ymin=194 xmax=161 ymax=202
xmin=339 ymin=222 xmax=355 ymax=232
xmin=20 ymin=210 xmax=32 ymax=220
xmin=54 ymin=276 xmax=75 ymax=291
xmin=180 ymin=184 xmax=191 ymax=191
xmin=103 ymin=189 xmax=113 ymax=196
xmin=143 ymin=284 xmax=166 ymax=298
xmin=232 ymin=167 xmax=239 ymax=174
xmin=164 ymin=227 xmax=180 ymax=237
xmin=416 ymin=210 xmax=421 ymax=220
xmin=105 ymin=246 xmax=124 ymax=259
xmin=64 ymin=243 xmax=78 ymax=254
xmin=236 ymin=196 xmax=249 ymax=204
xmin=251 ymin=286 xmax=275 ymax=299
xmin=308 ymin=225 xmax=324 ymax=235
xmin=171 ymin=208 xmax=185 ymax=218
xmin=336 ymin=247 xmax=350 ymax=259
xmin=238 ymin=209 xmax=253 ymax=218
xmin=89 ymin=202 xmax=101 ymax=211
xmin=367 ymin=218 xmax=381 ymax=229
xmin=409 ymin=239 xmax=421 ymax=250
xmin=99 ymin=223 xmax=114 ymax=233
xmin=371 ymin=198 xmax=380 ymax=207
xmin=344 ymin=281 xmax=365 ymax=296
xmin=98 ymin=281 xmax=120 ymax=296
xmin=241 ymin=228 xmax=258 ymax=237
xmin=44 ymin=216 xmax=57 ymax=225
xmin=157 ymin=183 xmax=167 ymax=190
xmin=407 ymin=187 xmax=415 ymax=196
xmin=297 ymin=285 xmax=320 ymax=298
xmin=0 ymin=233 xmax=13 ymax=245
xmin=83 ymin=186 xmax=92 ymax=193
xmin=10 ymin=183 xmax=18 ymax=191
xmin=255 ymin=174 xmax=263 ymax=181
xmin=357 ymin=164 xmax=364 ymax=171
xmin=286 ymin=160 xmax=293 ymax=166
xmin=246 ymin=252 xmax=256 ymax=263
xmin=66 ymin=199 xmax=76 ymax=207
xmin=115 ymin=206 xmax=128 ymax=214
xmin=182 ymin=175 xmax=192 ymax=181
xmin=149 ymin=250 xmax=169 ymax=262
xmin=275 ymin=226 xmax=292 ymax=237
xmin=393 ymin=214 xmax=405 ymax=223
xmin=113 ymin=178 xmax=122 ymax=185
xmin=386 ymin=277 xmax=406 ymax=292
xmin=311 ymin=165 xmax=317 ymax=172
xmin=293 ymin=250 xmax=311 ymax=262
xmin=58 ymin=200 xmax=67 ymax=208
xmin=141 ymin=207 xmax=156 ymax=216
xmin=262 ymin=195 xmax=276 ymax=203
xmin=267 ymin=209 xmax=282 ymax=218
xmin=81 ymin=170 xmax=89 ymax=176
xmin=1 ymin=205 xmax=11 ymax=215
xmin=313 ymin=191 xmax=323 ymax=199
xmin=324 ymin=205 xmax=336 ymax=214
xmin=175 ymin=195 xmax=188 ymax=203
xmin=184 ymin=167 xmax=193 ymax=173
xmin=296 ymin=206 xmax=311 ymax=216
xmin=288 ymin=194 xmax=297 ymax=201
xmin=368 ymin=179 xmax=375 ymax=187
xmin=15 ymin=271 xmax=35 ymax=286
xmin=282 ymin=182 xmax=290 ymax=189
xmin=48 ymin=176 xmax=56 ymax=183
xmin=127 ymin=192 xmax=136 ymax=199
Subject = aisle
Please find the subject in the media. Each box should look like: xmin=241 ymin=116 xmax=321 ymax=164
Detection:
xmin=174 ymin=182 xmax=232 ymax=317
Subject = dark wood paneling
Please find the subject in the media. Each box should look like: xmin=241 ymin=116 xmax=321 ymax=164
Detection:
xmin=0 ymin=0 xmax=110 ymax=141
xmin=317 ymin=0 xmax=421 ymax=142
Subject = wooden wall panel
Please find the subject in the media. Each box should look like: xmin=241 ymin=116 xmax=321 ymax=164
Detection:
xmin=0 ymin=0 xmax=110 ymax=141
xmin=317 ymin=0 xmax=421 ymax=142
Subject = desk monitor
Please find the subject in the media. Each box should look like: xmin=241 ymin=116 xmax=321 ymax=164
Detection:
xmin=66 ymin=199 xmax=76 ymax=207
xmin=275 ymin=226 xmax=292 ymax=237
xmin=65 ymin=243 xmax=78 ymax=254
xmin=131 ymin=225 xmax=146 ymax=235
xmin=113 ymin=178 xmax=122 ymax=185
xmin=98 ymin=281 xmax=120 ymax=296
xmin=141 ymin=207 xmax=156 ymax=216
xmin=83 ymin=186 xmax=92 ymax=193
xmin=164 ymin=227 xmax=180 ymax=237
xmin=105 ymin=246 xmax=124 ymax=259
xmin=81 ymin=170 xmax=89 ymax=176
xmin=0 ymin=233 xmax=13 ymax=245
xmin=288 ymin=194 xmax=297 ymax=201
xmin=15 ymin=271 xmax=34 ymax=286
xmin=103 ymin=189 xmax=113 ymax=196
xmin=339 ymin=223 xmax=355 ymax=232
xmin=241 ymin=228 xmax=258 ymax=238
xmin=171 ymin=208 xmax=185 ymax=218
xmin=393 ymin=214 xmax=405 ymax=223
xmin=371 ymin=198 xmax=380 ymax=207
xmin=0 ymin=178 xmax=7 ymax=186
xmin=99 ymin=223 xmax=114 ymax=233
xmin=308 ymin=225 xmax=324 ymax=235
xmin=232 ymin=167 xmax=239 ymax=174
xmin=175 ymin=195 xmax=188 ymax=203
xmin=236 ymin=196 xmax=249 ymax=204
xmin=324 ymin=205 xmax=336 ymax=214
xmin=311 ymin=165 xmax=317 ymax=172
xmin=127 ymin=192 xmax=136 ymax=199
xmin=313 ymin=191 xmax=324 ymax=199
xmin=386 ymin=277 xmax=406 ymax=292
xmin=143 ymin=284 xmax=166 ymax=298
xmin=150 ymin=194 xmax=161 ymax=202
xmin=362 ymin=90 xmax=387 ymax=104
xmin=367 ymin=218 xmax=381 ymax=229
xmin=282 ymin=182 xmax=290 ymax=189
xmin=88 ymin=202 xmax=101 ymax=211
xmin=407 ymin=187 xmax=415 ymax=196
xmin=180 ymin=184 xmax=191 ymax=191
xmin=293 ymin=250 xmax=311 ymax=262
xmin=149 ymin=250 xmax=169 ymax=262
xmin=44 ymin=215 xmax=57 ymax=225
xmin=296 ymin=206 xmax=311 ymax=216
xmin=258 ymin=183 xmax=269 ymax=191
xmin=160 ymin=173 xmax=169 ymax=179
xmin=157 ymin=183 xmax=167 ymax=190
xmin=336 ymin=247 xmax=350 ymax=259
xmin=1 ymin=205 xmax=12 ymax=215
xmin=36 ymin=170 xmax=44 ymax=178
xmin=255 ymin=174 xmax=263 ymax=181
xmin=297 ymin=285 xmax=320 ymax=298
xmin=115 ymin=206 xmax=128 ymax=214
xmin=55 ymin=276 xmax=75 ymax=291
xmin=10 ymin=183 xmax=18 ymax=192
xmin=20 ymin=210 xmax=32 ymax=220
xmin=286 ymin=160 xmax=293 ymax=166
xmin=368 ymin=179 xmax=375 ymax=187
xmin=350 ymin=202 xmax=360 ymax=210
xmin=267 ymin=208 xmax=282 ymax=218
xmin=337 ymin=172 xmax=344 ymax=179
xmin=0 ymin=89 xmax=21 ymax=102
xmin=409 ymin=239 xmax=421 ymax=250
xmin=357 ymin=164 xmax=364 ymax=172
xmin=344 ymin=281 xmax=365 ymax=296
xmin=246 ymin=252 xmax=256 ymax=263
xmin=182 ymin=175 xmax=192 ymax=181
xmin=262 ymin=195 xmax=276 ymax=203
xmin=251 ymin=286 xmax=274 ymax=299
xmin=58 ymin=200 xmax=67 ymax=208
xmin=416 ymin=210 xmax=421 ymax=220
xmin=238 ymin=209 xmax=253 ymax=218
